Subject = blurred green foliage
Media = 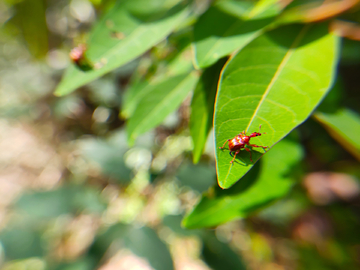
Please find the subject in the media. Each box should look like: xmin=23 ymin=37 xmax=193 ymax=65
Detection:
xmin=0 ymin=0 xmax=360 ymax=269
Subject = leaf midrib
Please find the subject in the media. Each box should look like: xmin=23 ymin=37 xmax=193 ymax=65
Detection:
xmin=221 ymin=25 xmax=310 ymax=187
xmin=245 ymin=25 xmax=309 ymax=133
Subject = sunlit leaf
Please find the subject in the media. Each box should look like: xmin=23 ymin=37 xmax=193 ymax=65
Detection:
xmin=314 ymin=108 xmax=360 ymax=161
xmin=190 ymin=58 xmax=226 ymax=163
xmin=54 ymin=0 xmax=189 ymax=96
xmin=182 ymin=139 xmax=303 ymax=229
xmin=192 ymin=0 xmax=281 ymax=69
xmin=215 ymin=23 xmax=339 ymax=189
xmin=127 ymin=71 xmax=199 ymax=145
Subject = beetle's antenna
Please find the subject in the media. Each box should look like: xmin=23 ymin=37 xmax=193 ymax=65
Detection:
xmin=259 ymin=124 xmax=266 ymax=134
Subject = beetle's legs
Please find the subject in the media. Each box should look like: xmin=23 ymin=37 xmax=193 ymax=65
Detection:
xmin=244 ymin=148 xmax=253 ymax=162
xmin=230 ymin=150 xmax=240 ymax=163
xmin=248 ymin=144 xmax=268 ymax=151
xmin=219 ymin=139 xmax=230 ymax=149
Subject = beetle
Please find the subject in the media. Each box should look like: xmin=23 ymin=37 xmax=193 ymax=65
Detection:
xmin=69 ymin=44 xmax=93 ymax=71
xmin=219 ymin=125 xmax=269 ymax=163
xmin=69 ymin=44 xmax=87 ymax=64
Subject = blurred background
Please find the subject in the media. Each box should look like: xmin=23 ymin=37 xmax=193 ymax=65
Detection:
xmin=0 ymin=0 xmax=360 ymax=269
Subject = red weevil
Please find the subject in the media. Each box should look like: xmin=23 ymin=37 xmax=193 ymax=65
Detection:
xmin=219 ymin=125 xmax=269 ymax=164
xmin=69 ymin=44 xmax=93 ymax=70
xmin=69 ymin=44 xmax=87 ymax=64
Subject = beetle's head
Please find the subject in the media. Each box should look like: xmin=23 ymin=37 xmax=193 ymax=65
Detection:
xmin=249 ymin=132 xmax=262 ymax=138
xmin=249 ymin=125 xmax=266 ymax=137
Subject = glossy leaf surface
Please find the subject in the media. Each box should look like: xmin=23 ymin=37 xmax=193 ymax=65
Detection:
xmin=127 ymin=71 xmax=199 ymax=144
xmin=190 ymin=59 xmax=226 ymax=163
xmin=182 ymin=139 xmax=303 ymax=229
xmin=54 ymin=0 xmax=189 ymax=96
xmin=215 ymin=23 xmax=339 ymax=189
xmin=192 ymin=0 xmax=281 ymax=69
xmin=314 ymin=108 xmax=360 ymax=161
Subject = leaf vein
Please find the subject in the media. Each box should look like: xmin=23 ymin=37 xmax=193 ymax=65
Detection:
xmin=245 ymin=25 xmax=310 ymax=132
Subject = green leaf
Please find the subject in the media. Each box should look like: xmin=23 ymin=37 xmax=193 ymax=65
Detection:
xmin=0 ymin=228 xmax=44 ymax=260
xmin=53 ymin=257 xmax=97 ymax=270
xmin=165 ymin=37 xmax=194 ymax=77
xmin=190 ymin=58 xmax=226 ymax=163
xmin=201 ymin=233 xmax=246 ymax=270
xmin=15 ymin=186 xmax=106 ymax=220
xmin=215 ymin=23 xmax=339 ymax=189
xmin=6 ymin=0 xmax=48 ymax=58
xmin=127 ymin=71 xmax=199 ymax=145
xmin=54 ymin=0 xmax=189 ymax=96
xmin=80 ymin=131 xmax=132 ymax=183
xmin=182 ymin=139 xmax=303 ymax=229
xmin=89 ymin=223 xmax=130 ymax=264
xmin=123 ymin=226 xmax=174 ymax=270
xmin=192 ymin=0 xmax=281 ymax=69
xmin=121 ymin=39 xmax=194 ymax=119
xmin=122 ymin=80 xmax=151 ymax=119
xmin=314 ymin=108 xmax=360 ymax=161
xmin=90 ymin=224 xmax=173 ymax=270
xmin=176 ymin=162 xmax=216 ymax=192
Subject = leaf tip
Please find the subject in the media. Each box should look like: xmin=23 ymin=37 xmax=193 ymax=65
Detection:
xmin=180 ymin=216 xmax=188 ymax=228
xmin=53 ymin=90 xmax=63 ymax=97
xmin=180 ymin=214 xmax=197 ymax=230
xmin=54 ymin=84 xmax=76 ymax=97
xmin=217 ymin=180 xmax=229 ymax=189
xmin=192 ymin=152 xmax=200 ymax=164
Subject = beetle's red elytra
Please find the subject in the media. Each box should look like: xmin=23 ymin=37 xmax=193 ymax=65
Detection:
xmin=219 ymin=125 xmax=269 ymax=164
xmin=69 ymin=44 xmax=87 ymax=64
xmin=69 ymin=44 xmax=94 ymax=71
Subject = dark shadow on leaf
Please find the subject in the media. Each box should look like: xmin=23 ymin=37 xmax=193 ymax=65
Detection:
xmin=316 ymin=77 xmax=342 ymax=114
xmin=215 ymin=160 xmax=261 ymax=197
xmin=219 ymin=147 xmax=265 ymax=166
xmin=128 ymin=3 xmax=187 ymax=23
xmin=88 ymin=223 xmax=129 ymax=266
xmin=266 ymin=22 xmax=329 ymax=50
xmin=240 ymin=159 xmax=301 ymax=216
xmin=201 ymin=233 xmax=246 ymax=270
xmin=194 ymin=5 xmax=276 ymax=43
